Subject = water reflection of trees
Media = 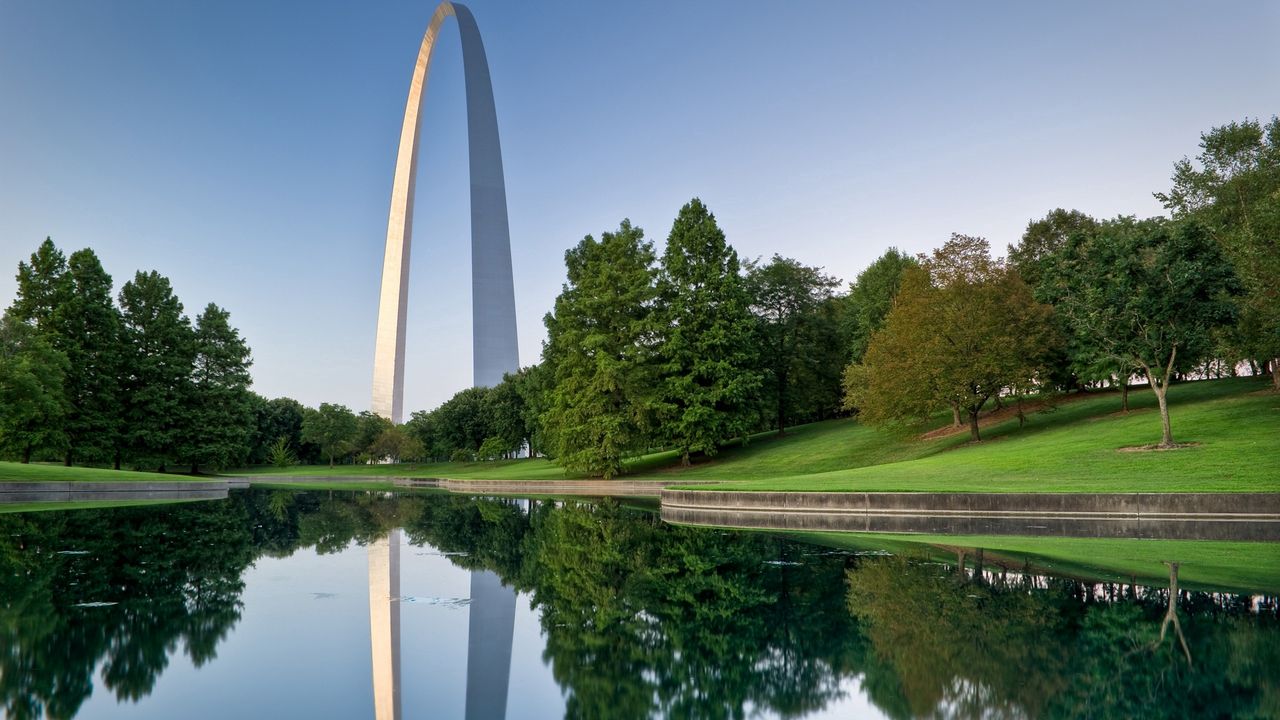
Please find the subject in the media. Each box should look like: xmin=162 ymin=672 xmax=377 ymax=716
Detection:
xmin=0 ymin=490 xmax=426 ymax=720
xmin=2 ymin=491 xmax=1277 ymax=720
xmin=847 ymin=555 xmax=1280 ymax=719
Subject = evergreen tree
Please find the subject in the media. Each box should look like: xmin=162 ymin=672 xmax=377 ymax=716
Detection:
xmin=184 ymin=303 xmax=254 ymax=472
xmin=8 ymin=238 xmax=67 ymax=330
xmin=0 ymin=313 xmax=69 ymax=462
xmin=118 ymin=271 xmax=195 ymax=470
xmin=50 ymin=249 xmax=123 ymax=465
xmin=542 ymin=220 xmax=660 ymax=478
xmin=655 ymin=199 xmax=760 ymax=464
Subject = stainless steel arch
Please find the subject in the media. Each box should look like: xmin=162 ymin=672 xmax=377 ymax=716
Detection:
xmin=372 ymin=1 xmax=519 ymax=423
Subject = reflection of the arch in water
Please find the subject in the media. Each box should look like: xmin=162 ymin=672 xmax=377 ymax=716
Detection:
xmin=368 ymin=528 xmax=516 ymax=720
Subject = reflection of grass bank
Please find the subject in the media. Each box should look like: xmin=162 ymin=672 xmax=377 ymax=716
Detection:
xmin=236 ymin=377 xmax=1279 ymax=493
xmin=0 ymin=463 xmax=201 ymax=482
xmin=799 ymin=531 xmax=1280 ymax=594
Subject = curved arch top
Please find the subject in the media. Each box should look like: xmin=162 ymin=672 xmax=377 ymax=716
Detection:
xmin=372 ymin=1 xmax=519 ymax=423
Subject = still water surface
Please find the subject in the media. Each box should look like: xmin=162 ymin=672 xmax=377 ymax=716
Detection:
xmin=3 ymin=490 xmax=1277 ymax=719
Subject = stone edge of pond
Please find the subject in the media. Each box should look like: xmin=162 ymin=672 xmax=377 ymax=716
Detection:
xmin=0 ymin=479 xmax=248 ymax=504
xmin=659 ymin=489 xmax=1280 ymax=518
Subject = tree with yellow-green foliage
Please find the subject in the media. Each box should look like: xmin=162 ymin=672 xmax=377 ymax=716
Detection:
xmin=845 ymin=234 xmax=1055 ymax=441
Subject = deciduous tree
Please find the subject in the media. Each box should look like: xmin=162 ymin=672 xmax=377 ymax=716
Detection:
xmin=1045 ymin=217 xmax=1238 ymax=447
xmin=848 ymin=235 xmax=1055 ymax=441
xmin=1156 ymin=117 xmax=1280 ymax=388
xmin=301 ymin=403 xmax=358 ymax=467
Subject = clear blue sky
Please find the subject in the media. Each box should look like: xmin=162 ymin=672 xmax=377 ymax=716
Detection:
xmin=1 ymin=1 xmax=1276 ymax=413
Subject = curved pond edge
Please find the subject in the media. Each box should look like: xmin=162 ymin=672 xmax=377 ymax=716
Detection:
xmin=660 ymin=490 xmax=1280 ymax=541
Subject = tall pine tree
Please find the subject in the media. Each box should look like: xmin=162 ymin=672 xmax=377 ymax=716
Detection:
xmin=184 ymin=303 xmax=254 ymax=472
xmin=655 ymin=199 xmax=760 ymax=464
xmin=9 ymin=238 xmax=67 ymax=330
xmin=51 ymin=249 xmax=123 ymax=465
xmin=118 ymin=271 xmax=194 ymax=470
xmin=543 ymin=220 xmax=660 ymax=478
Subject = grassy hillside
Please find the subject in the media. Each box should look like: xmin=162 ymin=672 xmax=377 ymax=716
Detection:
xmin=0 ymin=462 xmax=199 ymax=482
xmin=237 ymin=377 xmax=1279 ymax=492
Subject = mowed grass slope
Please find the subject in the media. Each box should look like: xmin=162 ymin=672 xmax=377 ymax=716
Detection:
xmin=674 ymin=377 xmax=1279 ymax=492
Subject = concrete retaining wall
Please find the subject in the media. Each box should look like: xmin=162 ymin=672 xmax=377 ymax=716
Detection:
xmin=0 ymin=480 xmax=240 ymax=504
xmin=661 ymin=490 xmax=1280 ymax=518
xmin=660 ymin=490 xmax=1280 ymax=541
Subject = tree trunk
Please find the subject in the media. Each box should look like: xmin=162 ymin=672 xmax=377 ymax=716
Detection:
xmin=64 ymin=451 xmax=73 ymax=467
xmin=21 ymin=445 xmax=31 ymax=464
xmin=191 ymin=463 xmax=199 ymax=475
xmin=329 ymin=455 xmax=335 ymax=468
xmin=968 ymin=410 xmax=981 ymax=442
xmin=113 ymin=450 xmax=121 ymax=471
xmin=1272 ymin=359 xmax=1280 ymax=391
xmin=1150 ymin=377 xmax=1174 ymax=448
xmin=1121 ymin=382 xmax=1129 ymax=413
xmin=951 ymin=402 xmax=961 ymax=428
xmin=776 ymin=374 xmax=788 ymax=435
xmin=1155 ymin=562 xmax=1193 ymax=666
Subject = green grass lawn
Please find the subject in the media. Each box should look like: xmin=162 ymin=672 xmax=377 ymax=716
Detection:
xmin=670 ymin=377 xmax=1280 ymax=492
xmin=27 ymin=377 xmax=1279 ymax=494
xmin=0 ymin=462 xmax=203 ymax=482
xmin=796 ymin=531 xmax=1280 ymax=594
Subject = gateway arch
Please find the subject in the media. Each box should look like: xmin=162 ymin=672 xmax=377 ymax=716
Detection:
xmin=372 ymin=1 xmax=519 ymax=423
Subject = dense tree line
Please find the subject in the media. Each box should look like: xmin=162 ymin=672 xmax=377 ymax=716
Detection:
xmin=842 ymin=116 xmax=1274 ymax=449
xmin=1 ymin=240 xmax=256 ymax=471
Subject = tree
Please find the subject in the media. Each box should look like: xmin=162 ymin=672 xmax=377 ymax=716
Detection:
xmin=1010 ymin=210 xmax=1102 ymax=393
xmin=848 ymin=235 xmax=1056 ymax=441
xmin=8 ymin=238 xmax=67 ymax=330
xmin=434 ymin=386 xmax=494 ymax=456
xmin=486 ymin=374 xmax=530 ymax=457
xmin=49 ymin=249 xmax=123 ymax=465
xmin=300 ymin=403 xmax=358 ymax=467
xmin=745 ymin=255 xmax=840 ymax=433
xmin=0 ymin=313 xmax=68 ymax=462
xmin=249 ymin=396 xmax=312 ymax=465
xmin=542 ymin=220 xmax=661 ymax=478
xmin=1156 ymin=117 xmax=1280 ymax=389
xmin=1008 ymin=209 xmax=1099 ymax=291
xmin=655 ymin=199 xmax=760 ymax=464
xmin=368 ymin=426 xmax=422 ymax=463
xmin=1045 ymin=217 xmax=1238 ymax=447
xmin=845 ymin=248 xmax=917 ymax=363
xmin=118 ymin=271 xmax=195 ymax=470
xmin=354 ymin=410 xmax=393 ymax=459
xmin=183 ymin=304 xmax=254 ymax=472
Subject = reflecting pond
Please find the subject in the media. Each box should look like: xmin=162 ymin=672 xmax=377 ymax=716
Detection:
xmin=2 ymin=490 xmax=1278 ymax=719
